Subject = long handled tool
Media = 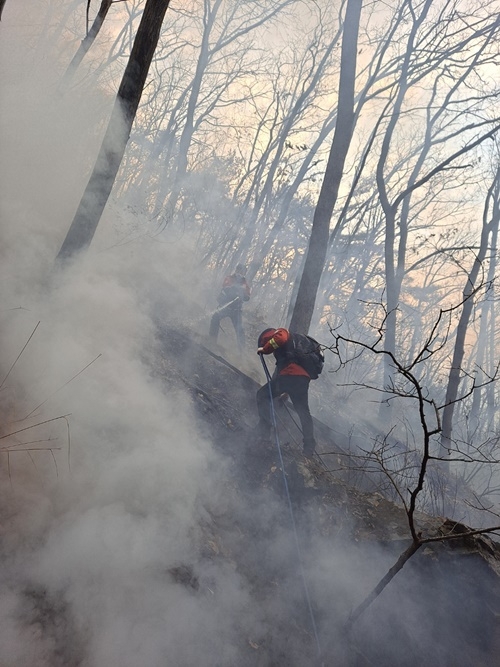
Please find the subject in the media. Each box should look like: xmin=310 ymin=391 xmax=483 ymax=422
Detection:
xmin=259 ymin=353 xmax=322 ymax=659
xmin=212 ymin=296 xmax=240 ymax=315
xmin=191 ymin=296 xmax=241 ymax=333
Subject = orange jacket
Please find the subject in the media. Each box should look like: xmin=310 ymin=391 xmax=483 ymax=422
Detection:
xmin=220 ymin=273 xmax=251 ymax=303
xmin=260 ymin=328 xmax=310 ymax=378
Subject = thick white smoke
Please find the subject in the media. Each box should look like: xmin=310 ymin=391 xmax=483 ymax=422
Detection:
xmin=0 ymin=5 xmax=260 ymax=666
xmin=1 ymin=5 xmax=498 ymax=667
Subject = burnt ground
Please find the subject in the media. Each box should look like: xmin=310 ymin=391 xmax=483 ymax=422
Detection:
xmin=155 ymin=324 xmax=500 ymax=667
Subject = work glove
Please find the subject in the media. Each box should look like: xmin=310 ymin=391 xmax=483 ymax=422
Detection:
xmin=257 ymin=347 xmax=264 ymax=355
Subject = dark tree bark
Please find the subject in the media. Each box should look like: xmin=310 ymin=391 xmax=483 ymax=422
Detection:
xmin=57 ymin=0 xmax=171 ymax=263
xmin=289 ymin=0 xmax=362 ymax=334
xmin=62 ymin=0 xmax=114 ymax=85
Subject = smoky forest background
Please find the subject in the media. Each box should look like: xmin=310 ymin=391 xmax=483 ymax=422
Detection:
xmin=1 ymin=1 xmax=500 ymax=666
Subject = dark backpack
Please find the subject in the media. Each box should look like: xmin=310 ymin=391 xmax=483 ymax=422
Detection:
xmin=290 ymin=333 xmax=324 ymax=379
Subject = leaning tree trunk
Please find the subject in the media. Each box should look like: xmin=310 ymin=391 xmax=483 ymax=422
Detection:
xmin=440 ymin=166 xmax=500 ymax=454
xmin=62 ymin=0 xmax=114 ymax=85
xmin=289 ymin=0 xmax=362 ymax=334
xmin=57 ymin=0 xmax=171 ymax=263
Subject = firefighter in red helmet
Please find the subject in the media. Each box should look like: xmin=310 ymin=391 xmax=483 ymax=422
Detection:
xmin=256 ymin=327 xmax=318 ymax=458
xmin=209 ymin=264 xmax=250 ymax=349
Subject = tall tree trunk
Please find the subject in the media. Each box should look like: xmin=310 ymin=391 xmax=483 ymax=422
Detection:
xmin=57 ymin=0 xmax=171 ymax=263
xmin=440 ymin=166 xmax=500 ymax=454
xmin=241 ymin=110 xmax=338 ymax=283
xmin=376 ymin=0 xmax=433 ymax=393
xmin=289 ymin=0 xmax=362 ymax=334
xmin=165 ymin=0 xmax=221 ymax=216
xmin=486 ymin=279 xmax=497 ymax=430
xmin=469 ymin=181 xmax=499 ymax=434
xmin=62 ymin=0 xmax=114 ymax=85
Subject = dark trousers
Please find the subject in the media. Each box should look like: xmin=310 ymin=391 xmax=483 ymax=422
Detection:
xmin=256 ymin=374 xmax=316 ymax=454
xmin=209 ymin=305 xmax=244 ymax=348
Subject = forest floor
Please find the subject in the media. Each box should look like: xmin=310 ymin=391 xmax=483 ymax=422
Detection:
xmin=153 ymin=321 xmax=500 ymax=667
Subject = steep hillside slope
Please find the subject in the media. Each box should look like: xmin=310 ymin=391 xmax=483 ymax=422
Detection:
xmin=156 ymin=325 xmax=500 ymax=666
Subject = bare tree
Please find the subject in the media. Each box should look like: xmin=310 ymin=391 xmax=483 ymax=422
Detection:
xmin=228 ymin=12 xmax=344 ymax=270
xmin=62 ymin=0 xmax=118 ymax=84
xmin=440 ymin=164 xmax=500 ymax=454
xmin=148 ymin=0 xmax=297 ymax=218
xmin=375 ymin=4 xmax=500 ymax=396
xmin=326 ymin=312 xmax=500 ymax=625
xmin=56 ymin=0 xmax=172 ymax=262
xmin=469 ymin=169 xmax=500 ymax=435
xmin=289 ymin=0 xmax=363 ymax=334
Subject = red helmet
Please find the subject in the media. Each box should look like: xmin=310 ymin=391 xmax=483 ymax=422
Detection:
xmin=258 ymin=328 xmax=276 ymax=347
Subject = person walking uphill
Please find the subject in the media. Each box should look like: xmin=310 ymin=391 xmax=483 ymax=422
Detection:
xmin=256 ymin=327 xmax=324 ymax=458
xmin=209 ymin=264 xmax=251 ymax=349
